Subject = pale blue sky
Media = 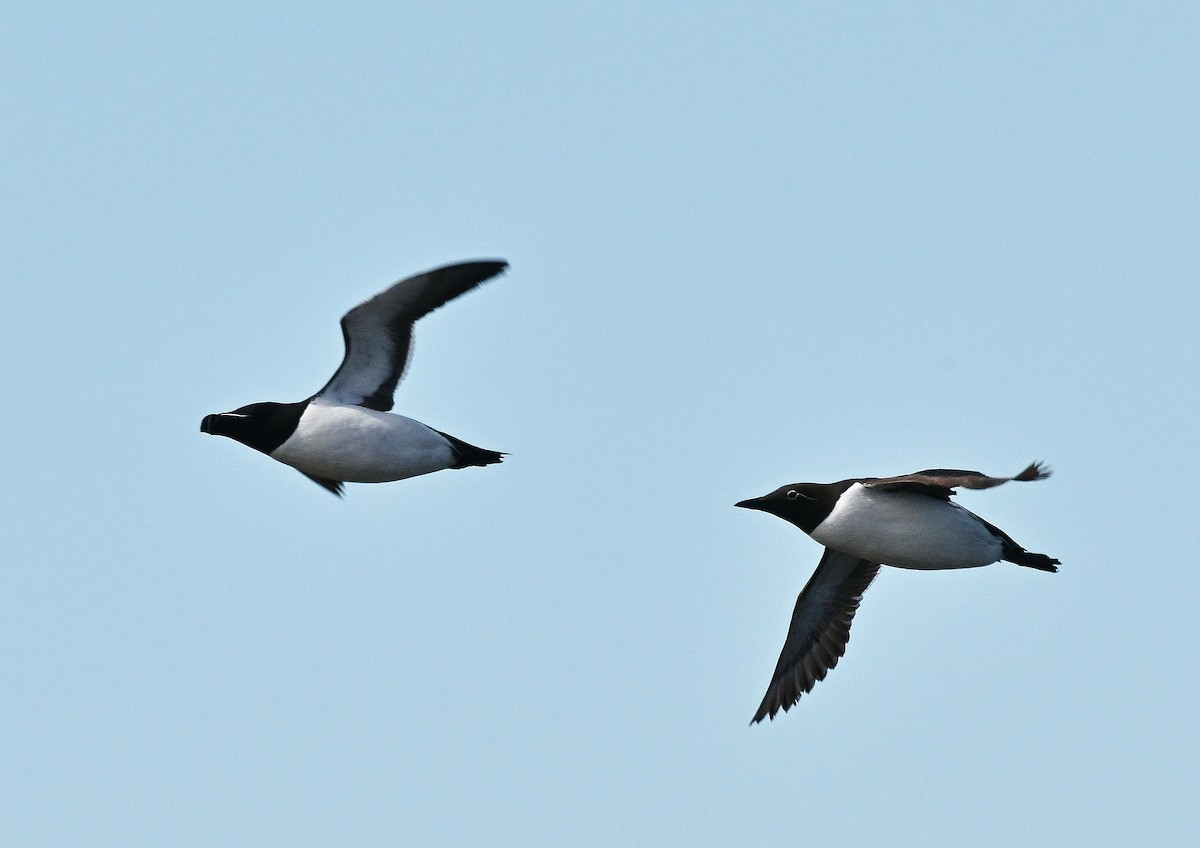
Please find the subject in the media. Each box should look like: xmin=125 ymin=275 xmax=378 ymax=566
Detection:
xmin=2 ymin=2 xmax=1197 ymax=845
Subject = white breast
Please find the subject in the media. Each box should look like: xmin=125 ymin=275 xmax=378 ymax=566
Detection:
xmin=809 ymin=483 xmax=1003 ymax=570
xmin=271 ymin=401 xmax=455 ymax=482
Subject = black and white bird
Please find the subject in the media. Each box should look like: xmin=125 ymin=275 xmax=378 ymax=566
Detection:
xmin=201 ymin=260 xmax=507 ymax=497
xmin=735 ymin=462 xmax=1059 ymax=723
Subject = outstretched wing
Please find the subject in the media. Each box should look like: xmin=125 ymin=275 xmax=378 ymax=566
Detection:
xmin=863 ymin=461 xmax=1051 ymax=500
xmin=316 ymin=260 xmax=508 ymax=411
xmin=752 ymin=549 xmax=880 ymax=723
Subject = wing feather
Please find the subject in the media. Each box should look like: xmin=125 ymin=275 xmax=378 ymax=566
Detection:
xmin=864 ymin=462 xmax=1050 ymax=500
xmin=316 ymin=260 xmax=507 ymax=411
xmin=752 ymin=550 xmax=880 ymax=723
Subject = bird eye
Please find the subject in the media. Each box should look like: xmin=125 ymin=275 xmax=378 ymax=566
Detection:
xmin=786 ymin=490 xmax=799 ymax=500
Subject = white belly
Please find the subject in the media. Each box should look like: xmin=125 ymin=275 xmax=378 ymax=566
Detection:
xmin=810 ymin=483 xmax=1003 ymax=570
xmin=271 ymin=402 xmax=454 ymax=482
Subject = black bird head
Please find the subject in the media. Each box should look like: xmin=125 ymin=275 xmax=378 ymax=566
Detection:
xmin=735 ymin=481 xmax=851 ymax=534
xmin=200 ymin=401 xmax=306 ymax=455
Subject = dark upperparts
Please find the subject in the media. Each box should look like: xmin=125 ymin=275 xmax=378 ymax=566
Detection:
xmin=735 ymin=480 xmax=857 ymax=534
xmin=200 ymin=400 xmax=308 ymax=455
xmin=863 ymin=462 xmax=1052 ymax=501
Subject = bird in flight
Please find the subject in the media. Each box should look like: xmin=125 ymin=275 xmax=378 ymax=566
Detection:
xmin=201 ymin=260 xmax=507 ymax=497
xmin=736 ymin=462 xmax=1059 ymax=723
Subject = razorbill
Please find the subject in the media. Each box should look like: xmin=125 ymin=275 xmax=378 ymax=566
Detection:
xmin=735 ymin=462 xmax=1059 ymax=723
xmin=201 ymin=260 xmax=507 ymax=496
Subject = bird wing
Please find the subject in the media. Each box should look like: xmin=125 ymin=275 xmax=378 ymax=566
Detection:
xmin=752 ymin=549 xmax=880 ymax=723
xmin=863 ymin=461 xmax=1050 ymax=500
xmin=315 ymin=260 xmax=508 ymax=411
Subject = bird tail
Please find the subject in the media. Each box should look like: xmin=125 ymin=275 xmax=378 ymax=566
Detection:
xmin=971 ymin=509 xmax=1060 ymax=573
xmin=1002 ymin=541 xmax=1060 ymax=573
xmin=436 ymin=430 xmax=506 ymax=469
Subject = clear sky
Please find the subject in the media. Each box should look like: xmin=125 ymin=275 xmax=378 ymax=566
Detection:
xmin=3 ymin=2 xmax=1197 ymax=845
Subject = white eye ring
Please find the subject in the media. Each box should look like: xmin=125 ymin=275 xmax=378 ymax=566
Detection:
xmin=786 ymin=490 xmax=800 ymax=500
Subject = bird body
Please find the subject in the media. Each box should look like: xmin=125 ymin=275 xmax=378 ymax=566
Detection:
xmin=270 ymin=401 xmax=458 ymax=484
xmin=810 ymin=483 xmax=1004 ymax=570
xmin=736 ymin=462 xmax=1059 ymax=723
xmin=201 ymin=260 xmax=507 ymax=496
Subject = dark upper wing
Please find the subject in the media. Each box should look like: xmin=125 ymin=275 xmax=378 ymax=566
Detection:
xmin=752 ymin=549 xmax=880 ymax=724
xmin=315 ymin=260 xmax=508 ymax=411
xmin=863 ymin=461 xmax=1051 ymax=500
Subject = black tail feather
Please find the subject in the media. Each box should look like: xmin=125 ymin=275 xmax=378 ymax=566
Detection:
xmin=1003 ymin=543 xmax=1060 ymax=573
xmin=971 ymin=509 xmax=1060 ymax=573
xmin=436 ymin=430 xmax=506 ymax=469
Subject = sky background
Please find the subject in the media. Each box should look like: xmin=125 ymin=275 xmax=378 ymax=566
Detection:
xmin=3 ymin=1 xmax=1198 ymax=845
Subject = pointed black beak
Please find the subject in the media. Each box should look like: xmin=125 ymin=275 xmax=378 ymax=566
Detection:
xmin=735 ymin=496 xmax=768 ymax=511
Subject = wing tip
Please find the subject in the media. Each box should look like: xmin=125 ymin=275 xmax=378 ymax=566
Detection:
xmin=454 ymin=258 xmax=509 ymax=281
xmin=750 ymin=700 xmax=787 ymax=725
xmin=1017 ymin=460 xmax=1052 ymax=482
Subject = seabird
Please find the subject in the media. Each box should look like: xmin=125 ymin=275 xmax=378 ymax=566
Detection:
xmin=201 ymin=260 xmax=507 ymax=496
xmin=736 ymin=462 xmax=1059 ymax=723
